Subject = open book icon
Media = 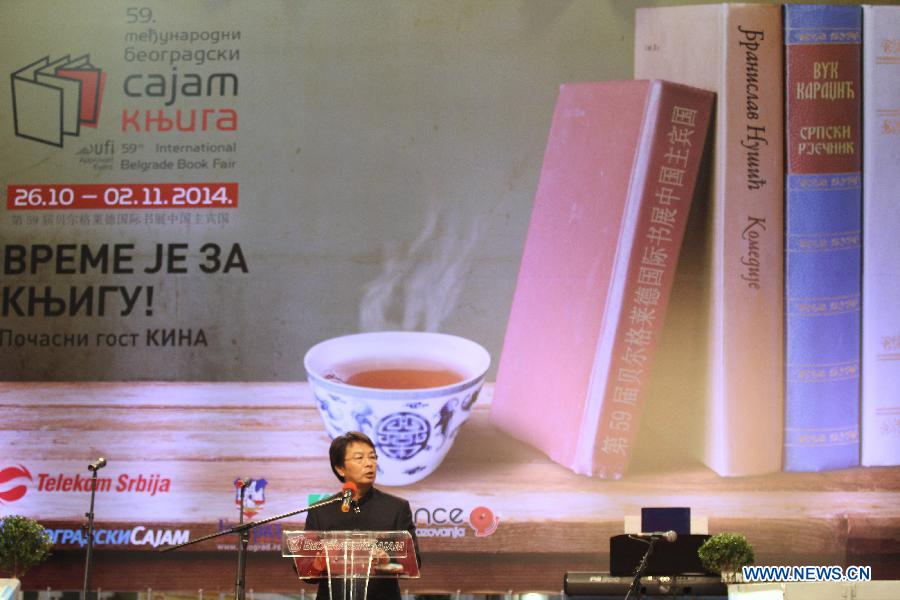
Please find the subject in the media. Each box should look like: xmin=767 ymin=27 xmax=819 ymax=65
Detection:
xmin=11 ymin=54 xmax=105 ymax=147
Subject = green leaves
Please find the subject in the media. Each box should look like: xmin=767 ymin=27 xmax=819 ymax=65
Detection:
xmin=698 ymin=532 xmax=755 ymax=575
xmin=0 ymin=515 xmax=53 ymax=579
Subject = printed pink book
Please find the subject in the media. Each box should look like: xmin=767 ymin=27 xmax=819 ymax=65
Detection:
xmin=489 ymin=80 xmax=714 ymax=478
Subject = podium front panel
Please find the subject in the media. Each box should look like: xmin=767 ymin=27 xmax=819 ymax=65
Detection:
xmin=283 ymin=530 xmax=419 ymax=579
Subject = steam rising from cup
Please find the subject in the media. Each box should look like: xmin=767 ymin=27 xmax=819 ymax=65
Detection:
xmin=359 ymin=210 xmax=481 ymax=333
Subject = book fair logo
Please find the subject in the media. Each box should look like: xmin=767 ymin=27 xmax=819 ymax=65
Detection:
xmin=0 ymin=465 xmax=32 ymax=504
xmin=11 ymin=54 xmax=106 ymax=147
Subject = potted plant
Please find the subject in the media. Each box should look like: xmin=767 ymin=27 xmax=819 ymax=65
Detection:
xmin=698 ymin=532 xmax=755 ymax=583
xmin=0 ymin=515 xmax=53 ymax=581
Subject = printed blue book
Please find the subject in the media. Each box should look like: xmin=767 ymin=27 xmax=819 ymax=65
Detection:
xmin=783 ymin=4 xmax=861 ymax=471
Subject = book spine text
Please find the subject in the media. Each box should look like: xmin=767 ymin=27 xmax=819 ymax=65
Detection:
xmin=592 ymin=83 xmax=713 ymax=478
xmin=784 ymin=4 xmax=862 ymax=471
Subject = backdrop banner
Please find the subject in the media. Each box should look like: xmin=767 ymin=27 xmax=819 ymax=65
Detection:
xmin=1 ymin=0 xmax=898 ymax=590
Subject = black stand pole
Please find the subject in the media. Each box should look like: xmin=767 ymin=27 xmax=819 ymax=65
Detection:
xmin=235 ymin=483 xmax=249 ymax=600
xmin=159 ymin=494 xmax=342 ymax=552
xmin=81 ymin=462 xmax=103 ymax=600
xmin=624 ymin=537 xmax=658 ymax=600
xmin=159 ymin=493 xmax=344 ymax=597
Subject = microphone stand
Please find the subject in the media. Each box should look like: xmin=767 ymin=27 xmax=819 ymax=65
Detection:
xmin=235 ymin=484 xmax=249 ymax=600
xmin=81 ymin=467 xmax=101 ymax=600
xmin=624 ymin=537 xmax=659 ymax=600
xmin=158 ymin=494 xmax=344 ymax=600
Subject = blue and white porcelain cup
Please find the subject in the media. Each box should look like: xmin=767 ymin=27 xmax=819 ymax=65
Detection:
xmin=304 ymin=331 xmax=491 ymax=486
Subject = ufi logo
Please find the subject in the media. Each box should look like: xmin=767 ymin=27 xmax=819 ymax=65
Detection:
xmin=11 ymin=54 xmax=106 ymax=147
xmin=0 ymin=465 xmax=32 ymax=504
xmin=234 ymin=478 xmax=268 ymax=519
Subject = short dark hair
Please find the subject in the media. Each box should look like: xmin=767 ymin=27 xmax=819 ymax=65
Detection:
xmin=329 ymin=431 xmax=376 ymax=482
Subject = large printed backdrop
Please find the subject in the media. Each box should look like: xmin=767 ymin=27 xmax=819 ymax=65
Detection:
xmin=2 ymin=0 xmax=900 ymax=592
xmin=1 ymin=0 xmax=582 ymax=381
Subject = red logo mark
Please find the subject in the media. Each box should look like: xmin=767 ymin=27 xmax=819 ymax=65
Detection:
xmin=11 ymin=54 xmax=106 ymax=147
xmin=0 ymin=464 xmax=33 ymax=504
xmin=468 ymin=506 xmax=500 ymax=537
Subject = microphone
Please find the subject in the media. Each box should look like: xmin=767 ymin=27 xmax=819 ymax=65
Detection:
xmin=637 ymin=530 xmax=678 ymax=543
xmin=341 ymin=481 xmax=358 ymax=513
xmin=88 ymin=457 xmax=107 ymax=472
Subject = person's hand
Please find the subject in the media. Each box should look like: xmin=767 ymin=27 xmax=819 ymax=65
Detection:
xmin=312 ymin=550 xmax=327 ymax=572
xmin=371 ymin=548 xmax=389 ymax=566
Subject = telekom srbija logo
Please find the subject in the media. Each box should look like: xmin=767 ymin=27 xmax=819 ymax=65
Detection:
xmin=0 ymin=465 xmax=32 ymax=504
xmin=11 ymin=54 xmax=106 ymax=147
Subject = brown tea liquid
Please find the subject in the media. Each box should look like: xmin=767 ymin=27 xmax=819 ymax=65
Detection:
xmin=345 ymin=367 xmax=464 ymax=389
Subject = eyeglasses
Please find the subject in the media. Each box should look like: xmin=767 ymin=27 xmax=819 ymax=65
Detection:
xmin=345 ymin=453 xmax=378 ymax=464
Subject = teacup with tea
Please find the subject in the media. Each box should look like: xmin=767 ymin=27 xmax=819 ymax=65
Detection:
xmin=304 ymin=331 xmax=491 ymax=486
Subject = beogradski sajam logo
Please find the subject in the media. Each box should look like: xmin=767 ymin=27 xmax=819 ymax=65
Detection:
xmin=11 ymin=53 xmax=106 ymax=147
xmin=0 ymin=465 xmax=33 ymax=504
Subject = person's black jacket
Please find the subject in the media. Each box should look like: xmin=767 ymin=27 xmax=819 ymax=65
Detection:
xmin=302 ymin=487 xmax=421 ymax=600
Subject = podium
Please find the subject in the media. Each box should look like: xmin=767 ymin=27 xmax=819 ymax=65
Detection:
xmin=283 ymin=530 xmax=420 ymax=600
